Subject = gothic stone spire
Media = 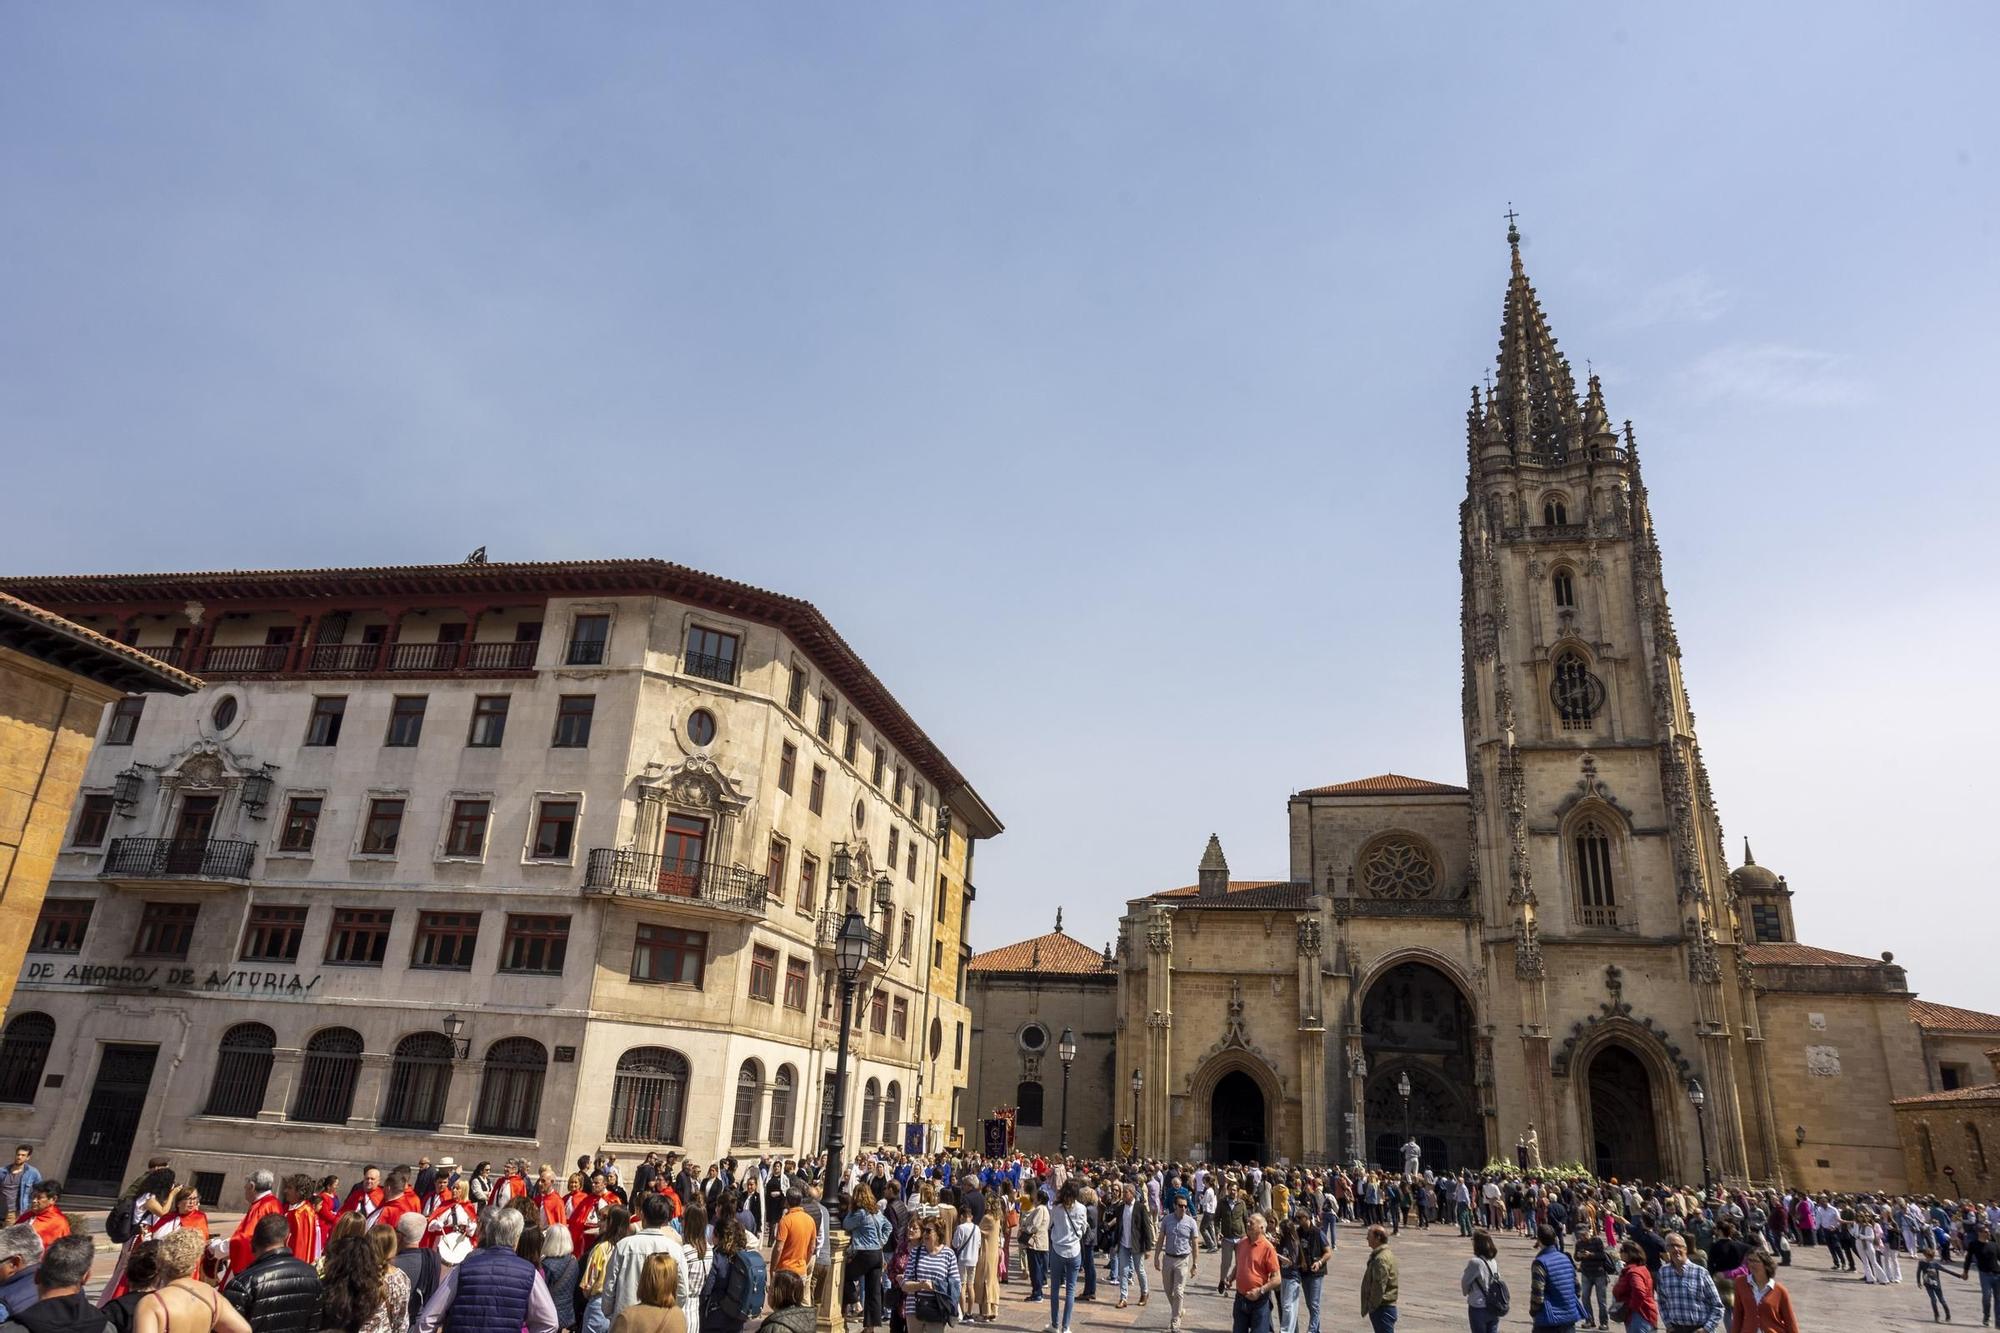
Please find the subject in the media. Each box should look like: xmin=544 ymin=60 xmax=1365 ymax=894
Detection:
xmin=1198 ymin=833 xmax=1229 ymax=898
xmin=1493 ymin=220 xmax=1584 ymax=460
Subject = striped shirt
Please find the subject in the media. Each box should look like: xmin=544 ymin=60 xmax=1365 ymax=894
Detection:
xmin=903 ymin=1245 xmax=958 ymax=1323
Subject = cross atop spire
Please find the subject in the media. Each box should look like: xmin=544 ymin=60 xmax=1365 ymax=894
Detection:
xmin=1743 ymin=838 xmax=1755 ymax=866
xmin=1490 ymin=215 xmax=1584 ymax=460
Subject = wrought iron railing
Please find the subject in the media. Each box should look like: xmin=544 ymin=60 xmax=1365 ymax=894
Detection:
xmin=200 ymin=644 xmax=291 ymax=674
xmin=465 ymin=640 xmax=538 ymax=672
xmin=1574 ymin=904 xmax=1629 ymax=929
xmin=684 ymin=651 xmax=736 ymax=684
xmin=307 ymin=642 xmax=382 ymax=673
xmin=565 ymin=637 xmax=608 ymax=666
xmin=103 ymin=837 xmax=256 ymax=881
xmin=815 ymin=909 xmax=890 ymax=963
xmin=582 ymin=849 xmax=769 ymax=915
xmin=389 ymin=641 xmax=461 ymax=672
xmin=1331 ymin=896 xmax=1477 ymax=919
xmin=138 ymin=644 xmax=187 ymax=667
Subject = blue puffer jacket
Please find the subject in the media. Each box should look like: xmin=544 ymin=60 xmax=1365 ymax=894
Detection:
xmin=445 ymin=1247 xmax=540 ymax=1333
xmin=1532 ymin=1247 xmax=1583 ymax=1329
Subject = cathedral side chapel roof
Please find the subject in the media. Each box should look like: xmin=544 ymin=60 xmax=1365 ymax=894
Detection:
xmin=1909 ymin=999 xmax=2000 ymax=1034
xmin=1743 ymin=942 xmax=1887 ymax=968
xmin=1151 ymin=880 xmax=1311 ymax=909
xmin=966 ymin=929 xmax=1111 ymax=976
xmin=1892 ymin=1083 xmax=2000 ymax=1107
xmin=1296 ymin=773 xmax=1468 ymax=797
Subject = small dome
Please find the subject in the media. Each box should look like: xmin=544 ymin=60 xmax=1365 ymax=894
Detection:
xmin=1731 ymin=838 xmax=1780 ymax=892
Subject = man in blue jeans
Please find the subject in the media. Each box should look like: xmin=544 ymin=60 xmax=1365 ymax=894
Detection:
xmin=1961 ymin=1225 xmax=2000 ymax=1326
xmin=1360 ymin=1226 xmax=1398 ymax=1333
xmin=1294 ymin=1206 xmax=1328 ymax=1333
xmin=1114 ymin=1184 xmax=1154 ymax=1308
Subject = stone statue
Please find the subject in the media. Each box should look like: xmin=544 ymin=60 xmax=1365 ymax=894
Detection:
xmin=1401 ymin=1136 xmax=1421 ymax=1179
xmin=1525 ymin=1123 xmax=1543 ymax=1170
xmin=1515 ymin=1133 xmax=1529 ymax=1170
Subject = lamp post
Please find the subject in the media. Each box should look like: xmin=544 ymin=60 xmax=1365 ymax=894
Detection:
xmin=1688 ymin=1076 xmax=1712 ymax=1197
xmin=441 ymin=1011 xmax=469 ymax=1060
xmin=1057 ymin=1027 xmax=1077 ymax=1156
xmin=1130 ymin=1068 xmax=1144 ymax=1157
xmin=823 ymin=910 xmax=871 ymax=1192
xmin=1397 ymin=1070 xmax=1413 ymax=1162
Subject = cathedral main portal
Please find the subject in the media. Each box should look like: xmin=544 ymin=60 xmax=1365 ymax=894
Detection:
xmin=1361 ymin=961 xmax=1486 ymax=1171
xmin=1211 ymin=1070 xmax=1267 ymax=1165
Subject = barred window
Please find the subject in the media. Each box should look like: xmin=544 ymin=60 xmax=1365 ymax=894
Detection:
xmin=732 ymin=1060 xmax=762 ymax=1145
xmin=203 ymin=1023 xmax=275 ymax=1118
xmin=883 ymin=1080 xmax=902 ymax=1145
xmin=473 ymin=1037 xmax=546 ymax=1137
xmin=607 ymin=1047 xmax=689 ymax=1144
xmin=768 ymin=1064 xmax=796 ymax=1145
xmin=381 ymin=1032 xmax=454 ymax=1131
xmin=0 ymin=1013 xmax=55 ymax=1104
xmin=1553 ymin=567 xmax=1576 ymax=609
xmin=1574 ymin=818 xmax=1618 ymax=924
xmin=860 ymin=1077 xmax=882 ymax=1144
xmin=1552 ymin=650 xmax=1601 ymax=731
xmin=291 ymin=1027 xmax=363 ymax=1124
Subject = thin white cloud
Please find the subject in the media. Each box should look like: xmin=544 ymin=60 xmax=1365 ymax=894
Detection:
xmin=1618 ymin=271 xmax=1729 ymax=328
xmin=1680 ymin=343 xmax=1868 ymax=408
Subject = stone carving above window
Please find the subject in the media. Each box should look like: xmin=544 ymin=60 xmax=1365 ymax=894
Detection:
xmin=1359 ymin=837 xmax=1439 ymax=900
xmin=1805 ymin=1045 xmax=1842 ymax=1078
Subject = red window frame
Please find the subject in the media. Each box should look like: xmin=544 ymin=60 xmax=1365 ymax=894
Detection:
xmin=132 ymin=901 xmax=200 ymax=959
xmin=783 ymin=956 xmax=810 ymax=1011
xmin=798 ymin=854 xmax=819 ymax=916
xmin=29 ymin=899 xmax=93 ymax=953
xmin=411 ymin=910 xmax=481 ymax=970
xmin=241 ymin=905 xmax=308 ymax=962
xmin=748 ymin=945 xmax=778 ymax=1004
xmin=766 ymin=837 xmax=788 ymax=902
xmin=633 ymin=924 xmax=706 ymax=986
xmin=326 ymin=908 xmax=393 ymax=965
xmin=72 ymin=795 xmax=114 ymax=848
xmin=279 ymin=797 xmax=322 ymax=853
xmin=777 ymin=742 xmax=797 ymax=795
xmin=808 ymin=766 xmax=826 ymax=816
xmin=500 ymin=914 xmax=570 ymax=975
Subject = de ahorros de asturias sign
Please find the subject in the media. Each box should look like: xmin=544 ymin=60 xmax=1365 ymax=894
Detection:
xmin=22 ymin=961 xmax=324 ymax=996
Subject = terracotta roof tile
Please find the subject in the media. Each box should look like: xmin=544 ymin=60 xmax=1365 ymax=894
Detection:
xmin=0 ymin=591 xmax=204 ymax=694
xmin=1151 ymin=880 xmax=1312 ymax=910
xmin=1743 ymin=942 xmax=1885 ymax=968
xmin=967 ymin=931 xmax=1110 ymax=976
xmin=1910 ymin=999 xmax=2000 ymax=1034
xmin=1297 ymin=773 xmax=1468 ymax=797
xmin=1893 ymin=1083 xmax=2000 ymax=1107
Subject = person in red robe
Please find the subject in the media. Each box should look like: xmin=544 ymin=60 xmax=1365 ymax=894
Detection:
xmin=493 ymin=1159 xmax=530 ymax=1209
xmin=228 ymin=1173 xmax=287 ymax=1279
xmin=339 ymin=1166 xmax=384 ymax=1222
xmin=280 ymin=1175 xmax=323 ymax=1264
xmin=314 ymin=1176 xmax=342 ymax=1246
xmin=424 ymin=1178 xmax=476 ymax=1250
xmin=534 ymin=1166 xmax=568 ymax=1232
xmin=374 ymin=1169 xmax=422 ymax=1233
xmin=566 ymin=1173 xmax=614 ymax=1256
xmin=22 ymin=1182 xmax=70 ymax=1248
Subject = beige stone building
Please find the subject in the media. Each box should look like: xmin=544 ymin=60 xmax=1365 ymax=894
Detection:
xmin=1894 ymin=1047 xmax=2000 ymax=1198
xmin=1056 ymin=228 xmax=2000 ymax=1190
xmin=0 ymin=559 xmax=998 ymax=1197
xmin=963 ymin=920 xmax=1118 ymax=1157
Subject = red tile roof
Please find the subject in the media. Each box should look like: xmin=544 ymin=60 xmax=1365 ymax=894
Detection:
xmin=0 ymin=591 xmax=204 ymax=695
xmin=1150 ymin=880 xmax=1313 ymax=909
xmin=1893 ymin=1083 xmax=2000 ymax=1107
xmin=966 ymin=930 xmax=1110 ymax=976
xmin=1743 ymin=942 xmax=1886 ymax=968
xmin=1910 ymin=999 xmax=2000 ymax=1034
xmin=1297 ymin=773 xmax=1468 ymax=797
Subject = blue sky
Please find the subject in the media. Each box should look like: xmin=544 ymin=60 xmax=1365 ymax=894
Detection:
xmin=5 ymin=6 xmax=1997 ymax=998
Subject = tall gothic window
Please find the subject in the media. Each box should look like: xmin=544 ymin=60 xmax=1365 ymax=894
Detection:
xmin=1016 ymin=1079 xmax=1045 ymax=1128
xmin=608 ymin=1047 xmax=689 ymax=1144
xmin=1967 ymin=1122 xmax=1988 ymax=1176
xmin=381 ymin=1032 xmax=454 ymax=1131
xmin=767 ymin=1065 xmax=796 ymax=1146
xmin=0 ymin=1013 xmax=56 ymax=1104
xmin=883 ymin=1081 xmax=902 ymax=1145
xmin=732 ymin=1060 xmax=762 ymax=1145
xmin=1543 ymin=495 xmax=1568 ymax=526
xmin=1573 ymin=818 xmax=1618 ymax=926
xmin=1552 ymin=650 xmax=1600 ymax=730
xmin=204 ymin=1023 xmax=276 ymax=1118
xmin=1552 ymin=567 xmax=1576 ymax=609
xmin=292 ymin=1027 xmax=363 ymax=1124
xmin=860 ymin=1078 xmax=882 ymax=1144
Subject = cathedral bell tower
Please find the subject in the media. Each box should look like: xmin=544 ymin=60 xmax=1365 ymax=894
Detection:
xmin=1458 ymin=220 xmax=1767 ymax=1182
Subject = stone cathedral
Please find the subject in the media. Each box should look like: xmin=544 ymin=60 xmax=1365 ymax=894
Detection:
xmin=1041 ymin=225 xmax=1997 ymax=1192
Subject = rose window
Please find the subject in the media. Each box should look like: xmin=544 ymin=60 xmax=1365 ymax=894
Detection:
xmin=1361 ymin=839 xmax=1438 ymax=899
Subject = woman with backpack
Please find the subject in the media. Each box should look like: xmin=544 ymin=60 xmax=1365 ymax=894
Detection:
xmin=1460 ymin=1228 xmax=1506 ymax=1332
xmin=699 ymin=1216 xmax=766 ymax=1333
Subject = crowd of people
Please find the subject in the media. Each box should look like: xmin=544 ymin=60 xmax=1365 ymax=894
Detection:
xmin=0 ymin=1138 xmax=1995 ymax=1333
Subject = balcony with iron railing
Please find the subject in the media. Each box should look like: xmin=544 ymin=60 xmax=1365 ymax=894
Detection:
xmin=683 ymin=651 xmax=737 ymax=684
xmin=581 ymin=849 xmax=769 ymax=917
xmin=1573 ymin=903 xmax=1633 ymax=931
xmin=101 ymin=837 xmax=256 ymax=886
xmin=137 ymin=644 xmax=189 ymax=668
xmin=192 ymin=636 xmax=541 ymax=678
xmin=814 ymin=908 xmax=890 ymax=965
xmin=564 ymin=637 xmax=608 ymax=666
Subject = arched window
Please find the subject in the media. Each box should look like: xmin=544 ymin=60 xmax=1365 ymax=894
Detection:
xmin=1552 ymin=567 xmax=1576 ymax=609
xmin=1543 ymin=495 xmax=1568 ymax=526
xmin=860 ymin=1078 xmax=882 ymax=1145
xmin=1016 ymin=1080 xmax=1044 ymax=1128
xmin=1573 ymin=817 xmax=1618 ymax=926
xmin=291 ymin=1027 xmax=363 ymax=1124
xmin=1968 ymin=1122 xmax=1989 ymax=1176
xmin=819 ymin=1071 xmax=838 ymax=1148
xmin=381 ymin=1032 xmax=455 ymax=1130
xmin=474 ymin=1037 xmax=547 ymax=1137
xmin=767 ymin=1065 xmax=796 ymax=1146
xmin=1918 ymin=1121 xmax=1938 ymax=1174
xmin=608 ymin=1047 xmax=690 ymax=1144
xmin=204 ymin=1023 xmax=275 ymax=1117
xmin=0 ymin=1013 xmax=55 ymax=1104
xmin=1552 ymin=649 xmax=1600 ymax=731
xmin=883 ymin=1080 xmax=902 ymax=1146
xmin=731 ymin=1060 xmax=762 ymax=1146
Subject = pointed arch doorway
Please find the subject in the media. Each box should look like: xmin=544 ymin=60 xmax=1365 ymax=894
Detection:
xmin=1211 ymin=1071 xmax=1267 ymax=1164
xmin=1587 ymin=1043 xmax=1663 ymax=1181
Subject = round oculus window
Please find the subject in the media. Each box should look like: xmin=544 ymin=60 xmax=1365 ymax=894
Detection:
xmin=1019 ymin=1023 xmax=1049 ymax=1053
xmin=929 ymin=1017 xmax=945 ymax=1059
xmin=686 ymin=709 xmax=717 ymax=746
xmin=211 ymin=696 xmax=238 ymax=730
xmin=853 ymin=800 xmax=867 ymax=827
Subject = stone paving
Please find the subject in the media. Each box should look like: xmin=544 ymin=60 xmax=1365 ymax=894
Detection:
xmin=960 ymin=1225 xmax=1965 ymax=1332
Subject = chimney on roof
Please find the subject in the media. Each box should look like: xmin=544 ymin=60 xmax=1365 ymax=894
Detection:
xmin=1198 ymin=834 xmax=1229 ymax=899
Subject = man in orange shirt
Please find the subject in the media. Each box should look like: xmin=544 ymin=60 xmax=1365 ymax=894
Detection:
xmin=1231 ymin=1211 xmax=1281 ymax=1333
xmin=21 ymin=1181 xmax=69 ymax=1249
xmin=774 ymin=1190 xmax=817 ymax=1277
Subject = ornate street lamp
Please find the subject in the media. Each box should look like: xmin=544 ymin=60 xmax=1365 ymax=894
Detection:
xmin=237 ymin=768 xmax=274 ymax=817
xmin=823 ymin=910 xmax=872 ymax=1190
xmin=1688 ymin=1077 xmax=1712 ymax=1196
xmin=1130 ymin=1067 xmax=1144 ymax=1156
xmin=1057 ymin=1026 xmax=1077 ymax=1155
xmin=1397 ymin=1070 xmax=1413 ymax=1157
xmin=441 ymin=1011 xmax=470 ymax=1060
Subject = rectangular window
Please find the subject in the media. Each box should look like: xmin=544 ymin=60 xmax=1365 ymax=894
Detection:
xmin=777 ymin=742 xmax=797 ymax=795
xmin=906 ymin=843 xmax=917 ymax=881
xmin=932 ymin=939 xmax=944 ymax=968
xmin=954 ymin=1021 xmax=964 ymax=1069
xmin=445 ymin=800 xmax=490 ymax=857
xmin=935 ymin=874 xmax=949 ymax=922
xmin=106 ymin=696 xmax=145 ymax=746
xmin=278 ymin=797 xmax=321 ymax=853
xmin=500 ymin=914 xmax=570 ymax=975
xmin=893 ymin=765 xmax=906 ymax=806
xmin=566 ymin=614 xmax=611 ymax=666
xmin=684 ymin=625 xmax=739 ymax=684
xmin=899 ymin=912 xmax=914 ymax=960
xmin=552 ymin=695 xmax=595 ymax=748
xmin=869 ymin=989 xmax=888 ymax=1034
xmin=888 ymin=827 xmax=900 ymax=866
xmin=783 ymin=956 xmax=810 ymax=1011
xmin=29 ymin=899 xmax=92 ymax=954
xmin=304 ymin=696 xmax=345 ymax=747
xmin=786 ymin=661 xmax=807 ymax=714
xmin=891 ymin=995 xmax=908 ymax=1040
xmin=798 ymin=853 xmax=819 ymax=916
xmin=468 ymin=695 xmax=510 ymax=747
xmin=1750 ymin=903 xmax=1784 ymax=944
xmin=913 ymin=784 xmax=925 ymax=825
xmin=241 ymin=905 xmax=307 ymax=962
xmin=515 ymin=620 xmax=543 ymax=643
xmin=132 ymin=901 xmax=199 ymax=959
xmin=633 ymin=923 xmax=707 ymax=985
xmin=766 ymin=837 xmax=788 ymax=903
xmin=412 ymin=910 xmax=481 ymax=969
xmin=532 ymin=800 xmax=578 ymax=860
xmin=842 ymin=719 xmax=858 ymax=764
xmin=72 ymin=795 xmax=114 ymax=848
xmin=326 ymin=908 xmax=393 ymax=965
xmin=385 ymin=695 xmax=427 ymax=747
xmin=871 ymin=747 xmax=886 ymax=787
xmin=360 ymin=799 xmax=404 ymax=854
xmin=808 ymin=766 xmax=826 ymax=816
xmin=748 ymin=945 xmax=779 ymax=1003
xmin=817 ymin=692 xmax=835 ymax=742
